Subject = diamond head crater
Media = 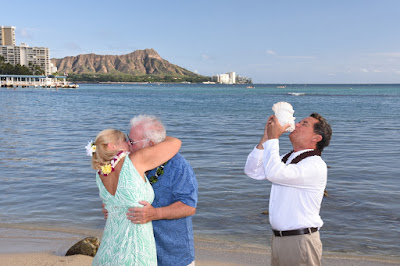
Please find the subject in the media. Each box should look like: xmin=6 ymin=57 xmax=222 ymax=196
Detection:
xmin=51 ymin=48 xmax=210 ymax=83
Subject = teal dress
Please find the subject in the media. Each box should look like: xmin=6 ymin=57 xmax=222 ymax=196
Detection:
xmin=93 ymin=155 xmax=157 ymax=266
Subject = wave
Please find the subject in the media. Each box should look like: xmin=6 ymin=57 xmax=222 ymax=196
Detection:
xmin=288 ymin=92 xmax=305 ymax=96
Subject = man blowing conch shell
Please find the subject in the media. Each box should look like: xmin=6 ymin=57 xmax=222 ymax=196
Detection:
xmin=244 ymin=102 xmax=332 ymax=266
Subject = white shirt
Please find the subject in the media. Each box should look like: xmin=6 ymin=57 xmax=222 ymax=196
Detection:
xmin=244 ymin=139 xmax=327 ymax=231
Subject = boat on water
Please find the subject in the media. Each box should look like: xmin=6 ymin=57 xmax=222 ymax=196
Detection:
xmin=277 ymin=85 xmax=286 ymax=88
xmin=246 ymin=86 xmax=255 ymax=89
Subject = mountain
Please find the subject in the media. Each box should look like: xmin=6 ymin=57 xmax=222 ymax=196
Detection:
xmin=51 ymin=49 xmax=204 ymax=79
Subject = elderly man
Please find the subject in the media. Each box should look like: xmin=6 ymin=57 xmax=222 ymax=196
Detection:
xmin=103 ymin=115 xmax=198 ymax=266
xmin=244 ymin=113 xmax=332 ymax=266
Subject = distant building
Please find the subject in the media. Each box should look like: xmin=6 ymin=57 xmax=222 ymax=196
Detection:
xmin=0 ymin=26 xmax=53 ymax=75
xmin=211 ymin=72 xmax=236 ymax=84
xmin=0 ymin=26 xmax=16 ymax=46
xmin=50 ymin=62 xmax=58 ymax=74
xmin=211 ymin=71 xmax=252 ymax=84
xmin=236 ymin=75 xmax=252 ymax=84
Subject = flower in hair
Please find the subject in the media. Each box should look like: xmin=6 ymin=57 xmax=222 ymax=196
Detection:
xmin=85 ymin=140 xmax=96 ymax=157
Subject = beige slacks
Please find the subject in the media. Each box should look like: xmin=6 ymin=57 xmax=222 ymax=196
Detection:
xmin=271 ymin=231 xmax=322 ymax=266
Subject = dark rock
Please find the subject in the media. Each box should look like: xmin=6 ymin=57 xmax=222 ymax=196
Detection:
xmin=65 ymin=236 xmax=100 ymax=257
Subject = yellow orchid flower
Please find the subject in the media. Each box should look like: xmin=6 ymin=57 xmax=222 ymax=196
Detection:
xmin=101 ymin=164 xmax=112 ymax=175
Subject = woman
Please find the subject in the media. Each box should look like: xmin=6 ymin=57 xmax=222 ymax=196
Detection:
xmin=87 ymin=129 xmax=181 ymax=265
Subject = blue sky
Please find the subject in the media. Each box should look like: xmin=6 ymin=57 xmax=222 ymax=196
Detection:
xmin=3 ymin=0 xmax=400 ymax=83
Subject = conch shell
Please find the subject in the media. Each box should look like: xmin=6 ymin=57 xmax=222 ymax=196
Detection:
xmin=272 ymin=102 xmax=295 ymax=132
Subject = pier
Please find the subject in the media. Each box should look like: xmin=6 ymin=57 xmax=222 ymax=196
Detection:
xmin=0 ymin=74 xmax=79 ymax=88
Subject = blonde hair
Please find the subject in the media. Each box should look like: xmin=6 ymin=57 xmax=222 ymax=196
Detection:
xmin=91 ymin=129 xmax=126 ymax=170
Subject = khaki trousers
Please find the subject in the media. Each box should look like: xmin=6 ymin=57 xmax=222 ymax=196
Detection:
xmin=271 ymin=231 xmax=322 ymax=266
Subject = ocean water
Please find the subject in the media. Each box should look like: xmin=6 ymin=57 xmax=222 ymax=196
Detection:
xmin=0 ymin=84 xmax=399 ymax=258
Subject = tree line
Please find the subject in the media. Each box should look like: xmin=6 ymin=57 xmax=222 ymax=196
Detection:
xmin=0 ymin=56 xmax=45 ymax=75
xmin=68 ymin=73 xmax=211 ymax=83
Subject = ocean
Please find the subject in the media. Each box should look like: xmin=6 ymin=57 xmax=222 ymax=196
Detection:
xmin=0 ymin=83 xmax=399 ymax=259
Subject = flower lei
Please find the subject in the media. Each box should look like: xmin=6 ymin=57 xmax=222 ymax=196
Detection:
xmin=148 ymin=161 xmax=168 ymax=185
xmin=85 ymin=141 xmax=96 ymax=156
xmin=98 ymin=151 xmax=129 ymax=176
xmin=281 ymin=149 xmax=321 ymax=164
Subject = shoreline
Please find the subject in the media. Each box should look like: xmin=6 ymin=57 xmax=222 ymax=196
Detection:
xmin=0 ymin=227 xmax=399 ymax=266
xmin=51 ymin=81 xmax=400 ymax=84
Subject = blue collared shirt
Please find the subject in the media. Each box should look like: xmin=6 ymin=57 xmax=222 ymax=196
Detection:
xmin=147 ymin=153 xmax=198 ymax=266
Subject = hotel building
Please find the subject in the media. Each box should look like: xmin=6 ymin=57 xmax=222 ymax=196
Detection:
xmin=212 ymin=72 xmax=236 ymax=84
xmin=0 ymin=26 xmax=52 ymax=75
xmin=0 ymin=26 xmax=16 ymax=45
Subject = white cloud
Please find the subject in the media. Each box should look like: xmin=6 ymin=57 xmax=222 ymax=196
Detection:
xmin=266 ymin=50 xmax=277 ymax=55
xmin=201 ymin=54 xmax=212 ymax=61
xmin=19 ymin=28 xmax=32 ymax=39
xmin=280 ymin=55 xmax=317 ymax=60
xmin=369 ymin=52 xmax=400 ymax=57
xmin=265 ymin=49 xmax=316 ymax=60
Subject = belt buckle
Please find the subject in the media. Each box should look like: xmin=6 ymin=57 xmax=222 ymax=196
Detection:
xmin=279 ymin=231 xmax=283 ymax=237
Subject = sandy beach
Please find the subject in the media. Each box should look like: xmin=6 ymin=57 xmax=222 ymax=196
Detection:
xmin=0 ymin=228 xmax=399 ymax=266
xmin=1 ymin=244 xmax=399 ymax=266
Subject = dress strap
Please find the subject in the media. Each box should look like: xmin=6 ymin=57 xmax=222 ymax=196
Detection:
xmin=282 ymin=150 xmax=321 ymax=164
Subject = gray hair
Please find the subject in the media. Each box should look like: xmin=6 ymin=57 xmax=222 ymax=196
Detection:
xmin=129 ymin=114 xmax=166 ymax=144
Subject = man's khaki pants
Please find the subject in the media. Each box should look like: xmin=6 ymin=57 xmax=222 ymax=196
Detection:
xmin=271 ymin=231 xmax=322 ymax=266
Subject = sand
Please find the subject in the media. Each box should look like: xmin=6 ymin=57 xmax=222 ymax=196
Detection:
xmin=1 ymin=247 xmax=399 ymax=266
xmin=0 ymin=253 xmax=92 ymax=266
xmin=0 ymin=228 xmax=399 ymax=266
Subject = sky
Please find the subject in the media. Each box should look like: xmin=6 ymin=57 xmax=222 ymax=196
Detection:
xmin=3 ymin=0 xmax=400 ymax=84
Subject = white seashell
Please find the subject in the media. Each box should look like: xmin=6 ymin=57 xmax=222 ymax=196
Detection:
xmin=272 ymin=102 xmax=296 ymax=132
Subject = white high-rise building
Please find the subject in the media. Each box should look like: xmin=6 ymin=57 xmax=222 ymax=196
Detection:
xmin=211 ymin=72 xmax=236 ymax=84
xmin=0 ymin=26 xmax=52 ymax=75
xmin=228 ymin=72 xmax=236 ymax=84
